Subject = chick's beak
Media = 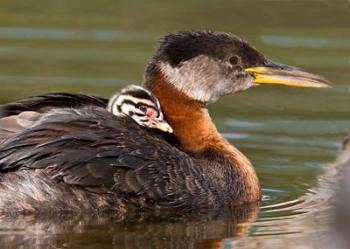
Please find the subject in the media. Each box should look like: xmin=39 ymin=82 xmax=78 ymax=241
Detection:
xmin=150 ymin=119 xmax=173 ymax=133
xmin=244 ymin=60 xmax=331 ymax=88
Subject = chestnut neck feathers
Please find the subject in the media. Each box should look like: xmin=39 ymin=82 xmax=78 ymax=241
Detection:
xmin=145 ymin=74 xmax=260 ymax=203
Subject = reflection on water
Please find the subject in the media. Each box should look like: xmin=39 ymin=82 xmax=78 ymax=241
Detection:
xmin=0 ymin=204 xmax=260 ymax=249
xmin=235 ymin=145 xmax=350 ymax=249
xmin=0 ymin=0 xmax=349 ymax=248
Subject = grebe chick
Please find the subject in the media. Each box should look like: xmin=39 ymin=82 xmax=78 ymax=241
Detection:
xmin=0 ymin=85 xmax=172 ymax=140
xmin=108 ymin=85 xmax=172 ymax=133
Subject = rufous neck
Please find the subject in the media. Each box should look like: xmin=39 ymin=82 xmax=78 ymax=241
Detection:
xmin=145 ymin=73 xmax=260 ymax=203
xmin=145 ymin=74 xmax=215 ymax=151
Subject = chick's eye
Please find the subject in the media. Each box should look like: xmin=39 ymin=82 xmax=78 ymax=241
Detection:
xmin=138 ymin=105 xmax=147 ymax=112
xmin=229 ymin=55 xmax=241 ymax=65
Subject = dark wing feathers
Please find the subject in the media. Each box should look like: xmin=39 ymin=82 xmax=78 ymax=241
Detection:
xmin=0 ymin=108 xmax=215 ymax=207
xmin=0 ymin=92 xmax=108 ymax=117
xmin=0 ymin=92 xmax=218 ymax=208
xmin=0 ymin=92 xmax=107 ymax=142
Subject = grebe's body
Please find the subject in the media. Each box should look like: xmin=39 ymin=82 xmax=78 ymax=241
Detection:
xmin=0 ymin=31 xmax=329 ymax=214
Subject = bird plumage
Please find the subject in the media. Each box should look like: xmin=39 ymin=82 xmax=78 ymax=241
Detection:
xmin=0 ymin=30 xmax=329 ymax=214
xmin=0 ymin=107 xmax=235 ymax=213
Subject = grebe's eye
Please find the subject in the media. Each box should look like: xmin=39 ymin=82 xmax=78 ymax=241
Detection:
xmin=229 ymin=55 xmax=241 ymax=65
xmin=138 ymin=105 xmax=147 ymax=112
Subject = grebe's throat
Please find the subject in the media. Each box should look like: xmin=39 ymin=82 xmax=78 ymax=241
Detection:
xmin=145 ymin=73 xmax=261 ymax=203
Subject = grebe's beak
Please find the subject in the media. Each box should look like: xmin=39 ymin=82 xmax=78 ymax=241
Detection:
xmin=244 ymin=61 xmax=331 ymax=88
xmin=150 ymin=119 xmax=173 ymax=133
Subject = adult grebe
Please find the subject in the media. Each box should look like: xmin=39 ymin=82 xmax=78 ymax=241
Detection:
xmin=0 ymin=31 xmax=329 ymax=214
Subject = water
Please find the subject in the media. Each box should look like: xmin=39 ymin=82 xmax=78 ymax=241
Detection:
xmin=0 ymin=0 xmax=349 ymax=248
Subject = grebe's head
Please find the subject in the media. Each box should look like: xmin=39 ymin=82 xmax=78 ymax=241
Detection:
xmin=145 ymin=31 xmax=330 ymax=103
xmin=108 ymin=85 xmax=173 ymax=133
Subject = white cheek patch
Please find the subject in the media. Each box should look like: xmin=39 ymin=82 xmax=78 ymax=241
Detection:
xmin=159 ymin=56 xmax=222 ymax=103
xmin=159 ymin=55 xmax=247 ymax=103
xmin=119 ymin=103 xmax=149 ymax=126
xmin=120 ymin=103 xmax=134 ymax=116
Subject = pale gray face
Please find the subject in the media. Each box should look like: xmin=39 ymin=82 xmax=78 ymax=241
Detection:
xmin=159 ymin=55 xmax=254 ymax=103
xmin=108 ymin=85 xmax=173 ymax=133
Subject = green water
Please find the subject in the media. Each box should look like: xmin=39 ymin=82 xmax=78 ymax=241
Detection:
xmin=0 ymin=0 xmax=349 ymax=248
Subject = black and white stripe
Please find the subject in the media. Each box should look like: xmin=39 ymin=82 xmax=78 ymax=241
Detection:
xmin=107 ymin=85 xmax=163 ymax=127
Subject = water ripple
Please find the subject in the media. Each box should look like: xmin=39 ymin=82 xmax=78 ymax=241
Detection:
xmin=0 ymin=75 xmax=130 ymax=85
xmin=262 ymin=34 xmax=350 ymax=49
xmin=0 ymin=27 xmax=150 ymax=42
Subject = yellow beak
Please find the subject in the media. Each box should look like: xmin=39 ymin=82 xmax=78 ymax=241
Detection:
xmin=150 ymin=119 xmax=173 ymax=133
xmin=244 ymin=66 xmax=331 ymax=88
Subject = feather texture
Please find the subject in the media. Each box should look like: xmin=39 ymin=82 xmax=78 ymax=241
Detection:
xmin=0 ymin=107 xmax=223 ymax=213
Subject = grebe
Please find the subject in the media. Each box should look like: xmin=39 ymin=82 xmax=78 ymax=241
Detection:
xmin=107 ymin=85 xmax=172 ymax=133
xmin=0 ymin=31 xmax=330 ymax=214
